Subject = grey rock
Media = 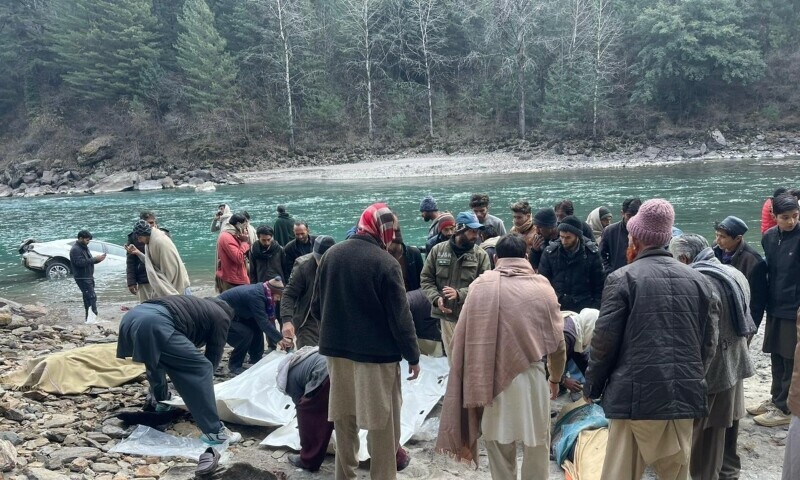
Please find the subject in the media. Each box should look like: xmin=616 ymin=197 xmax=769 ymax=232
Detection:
xmin=683 ymin=149 xmax=702 ymax=158
xmin=160 ymin=176 xmax=175 ymax=189
xmin=0 ymin=184 xmax=11 ymax=197
xmin=90 ymin=463 xmax=119 ymax=474
xmin=644 ymin=146 xmax=661 ymax=158
xmin=709 ymin=129 xmax=728 ymax=148
xmin=22 ymin=172 xmax=38 ymax=184
xmin=0 ymin=431 xmax=22 ymax=446
xmin=700 ymin=143 xmax=708 ymax=155
xmin=47 ymin=447 xmax=101 ymax=464
xmin=99 ymin=425 xmax=125 ymax=440
xmin=194 ymin=182 xmax=216 ymax=193
xmin=40 ymin=171 xmax=57 ymax=185
xmin=136 ymin=180 xmax=163 ymax=191
xmin=90 ymin=172 xmax=140 ymax=194
xmin=23 ymin=467 xmax=70 ymax=480
xmin=77 ymin=136 xmax=115 ymax=166
xmin=0 ymin=439 xmax=16 ymax=472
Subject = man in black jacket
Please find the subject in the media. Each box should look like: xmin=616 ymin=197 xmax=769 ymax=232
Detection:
xmin=600 ymin=197 xmax=641 ymax=274
xmin=249 ymin=225 xmax=286 ymax=284
xmin=117 ymin=295 xmax=241 ymax=445
xmin=387 ymin=226 xmax=424 ymax=292
xmin=283 ymin=221 xmax=316 ymax=281
xmin=312 ymin=203 xmax=419 ymax=480
xmin=529 ymin=208 xmax=559 ymax=270
xmin=281 ymin=236 xmax=335 ymax=349
xmin=749 ymin=194 xmax=800 ymax=427
xmin=69 ymin=230 xmax=106 ymax=321
xmin=220 ymin=279 xmax=288 ymax=375
xmin=554 ymin=199 xmax=595 ymax=241
xmin=712 ymin=216 xmax=767 ymax=330
xmin=584 ymin=199 xmax=718 ymax=480
xmin=538 ymin=216 xmax=605 ymax=312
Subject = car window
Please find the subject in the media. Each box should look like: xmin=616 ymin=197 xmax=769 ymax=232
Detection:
xmin=106 ymin=244 xmax=126 ymax=257
xmin=88 ymin=242 xmax=105 ymax=254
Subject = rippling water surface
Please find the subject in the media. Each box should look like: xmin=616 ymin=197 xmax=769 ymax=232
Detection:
xmin=1 ymin=157 xmax=797 ymax=305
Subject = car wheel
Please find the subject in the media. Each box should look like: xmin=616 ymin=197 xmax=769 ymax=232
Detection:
xmin=45 ymin=260 xmax=71 ymax=280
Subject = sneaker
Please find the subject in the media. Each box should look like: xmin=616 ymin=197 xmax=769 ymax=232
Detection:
xmin=746 ymin=399 xmax=775 ymax=416
xmin=754 ymin=408 xmax=792 ymax=427
xmin=200 ymin=425 xmax=242 ymax=445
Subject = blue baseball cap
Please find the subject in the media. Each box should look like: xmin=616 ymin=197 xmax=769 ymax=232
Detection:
xmin=455 ymin=211 xmax=484 ymax=230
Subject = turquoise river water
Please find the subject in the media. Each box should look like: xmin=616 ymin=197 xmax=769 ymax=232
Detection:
xmin=0 ymin=157 xmax=797 ymax=306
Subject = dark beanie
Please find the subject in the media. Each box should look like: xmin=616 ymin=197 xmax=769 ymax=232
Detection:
xmin=772 ymin=194 xmax=800 ymax=215
xmin=714 ymin=216 xmax=748 ymax=238
xmin=313 ymin=235 xmax=336 ymax=260
xmin=533 ymin=208 xmax=558 ymax=228
xmin=420 ymin=195 xmax=438 ymax=212
xmin=132 ymin=219 xmax=152 ymax=237
xmin=599 ymin=207 xmax=612 ymax=220
xmin=557 ymin=216 xmax=583 ymax=237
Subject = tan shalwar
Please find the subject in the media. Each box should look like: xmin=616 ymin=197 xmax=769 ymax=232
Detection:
xmin=327 ymin=357 xmax=401 ymax=480
xmin=690 ymin=382 xmax=744 ymax=480
xmin=440 ymin=319 xmax=457 ymax=363
xmin=601 ymin=418 xmax=693 ymax=480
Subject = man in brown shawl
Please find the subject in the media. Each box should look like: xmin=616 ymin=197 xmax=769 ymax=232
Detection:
xmin=437 ymin=234 xmax=566 ymax=479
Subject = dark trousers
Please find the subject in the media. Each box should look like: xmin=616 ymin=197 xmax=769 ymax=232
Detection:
xmin=74 ymin=278 xmax=97 ymax=318
xmin=227 ymin=319 xmax=265 ymax=369
xmin=268 ymin=301 xmax=282 ymax=350
xmin=719 ymin=420 xmax=740 ymax=479
xmin=146 ymin=332 xmax=221 ymax=435
xmin=297 ymin=378 xmax=334 ymax=470
xmin=771 ymin=353 xmax=795 ymax=414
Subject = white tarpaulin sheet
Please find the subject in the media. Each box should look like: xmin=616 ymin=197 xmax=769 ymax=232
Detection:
xmin=261 ymin=355 xmax=450 ymax=461
xmin=166 ymin=350 xmax=296 ymax=426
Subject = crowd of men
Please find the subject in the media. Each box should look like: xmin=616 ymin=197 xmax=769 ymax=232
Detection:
xmin=67 ymin=187 xmax=800 ymax=479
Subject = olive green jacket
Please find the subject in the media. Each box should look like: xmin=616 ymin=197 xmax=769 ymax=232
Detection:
xmin=420 ymin=240 xmax=491 ymax=322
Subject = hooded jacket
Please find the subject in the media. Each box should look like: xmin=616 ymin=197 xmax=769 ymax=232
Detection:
xmin=273 ymin=212 xmax=295 ymax=247
xmin=584 ymin=247 xmax=719 ymax=420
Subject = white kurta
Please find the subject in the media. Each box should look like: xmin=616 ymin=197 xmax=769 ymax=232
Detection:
xmin=481 ymin=362 xmax=550 ymax=447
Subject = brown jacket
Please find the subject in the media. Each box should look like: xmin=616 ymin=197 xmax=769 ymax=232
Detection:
xmin=789 ymin=307 xmax=800 ymax=415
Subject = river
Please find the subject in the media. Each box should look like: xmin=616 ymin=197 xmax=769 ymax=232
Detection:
xmin=0 ymin=157 xmax=797 ymax=307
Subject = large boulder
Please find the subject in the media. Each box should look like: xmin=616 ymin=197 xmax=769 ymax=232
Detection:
xmin=90 ymin=172 xmax=140 ymax=194
xmin=194 ymin=181 xmax=217 ymax=193
xmin=0 ymin=185 xmax=11 ymax=198
xmin=77 ymin=136 xmax=115 ymax=166
xmin=40 ymin=170 xmax=57 ymax=185
xmin=160 ymin=176 xmax=175 ymax=189
xmin=0 ymin=439 xmax=15 ymax=472
xmin=708 ymin=129 xmax=728 ymax=149
xmin=136 ymin=180 xmax=163 ymax=191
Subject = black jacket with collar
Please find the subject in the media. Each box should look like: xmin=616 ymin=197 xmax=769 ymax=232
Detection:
xmin=538 ymin=237 xmax=605 ymax=312
xmin=761 ymin=224 xmax=800 ymax=319
xmin=713 ymin=239 xmax=768 ymax=328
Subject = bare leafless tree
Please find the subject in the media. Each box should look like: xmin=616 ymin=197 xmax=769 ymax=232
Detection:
xmin=591 ymin=0 xmax=621 ymax=137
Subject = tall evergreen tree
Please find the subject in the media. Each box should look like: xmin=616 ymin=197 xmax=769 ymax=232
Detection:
xmin=48 ymin=0 xmax=160 ymax=102
xmin=175 ymin=0 xmax=237 ymax=113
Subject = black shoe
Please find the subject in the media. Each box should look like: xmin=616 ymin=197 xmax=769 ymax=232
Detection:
xmin=287 ymin=453 xmax=317 ymax=472
xmin=229 ymin=366 xmax=246 ymax=376
xmin=196 ymin=447 xmax=221 ymax=476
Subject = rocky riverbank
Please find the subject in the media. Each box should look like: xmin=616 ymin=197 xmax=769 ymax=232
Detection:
xmin=1 ymin=129 xmax=799 ymax=197
xmin=0 ymin=294 xmax=792 ymax=480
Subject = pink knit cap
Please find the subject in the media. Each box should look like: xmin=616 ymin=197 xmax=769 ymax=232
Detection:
xmin=626 ymin=199 xmax=675 ymax=246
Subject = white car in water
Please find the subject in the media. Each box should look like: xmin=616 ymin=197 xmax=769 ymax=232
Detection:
xmin=19 ymin=238 xmax=127 ymax=280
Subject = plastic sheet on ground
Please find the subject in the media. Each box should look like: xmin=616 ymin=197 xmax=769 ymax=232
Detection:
xmin=165 ymin=350 xmax=296 ymax=426
xmin=109 ymin=425 xmax=229 ymax=461
xmin=261 ymin=355 xmax=450 ymax=461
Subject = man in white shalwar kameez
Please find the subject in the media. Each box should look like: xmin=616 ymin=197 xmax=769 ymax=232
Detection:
xmin=437 ymin=234 xmax=566 ymax=480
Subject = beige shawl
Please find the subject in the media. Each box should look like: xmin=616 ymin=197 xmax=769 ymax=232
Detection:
xmin=436 ymin=257 xmax=565 ymax=466
xmin=145 ymin=227 xmax=191 ymax=297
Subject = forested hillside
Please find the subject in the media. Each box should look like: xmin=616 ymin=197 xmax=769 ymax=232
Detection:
xmin=0 ymin=0 xmax=798 ymax=167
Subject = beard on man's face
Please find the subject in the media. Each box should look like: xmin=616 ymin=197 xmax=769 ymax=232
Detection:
xmin=626 ymin=243 xmax=639 ymax=264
